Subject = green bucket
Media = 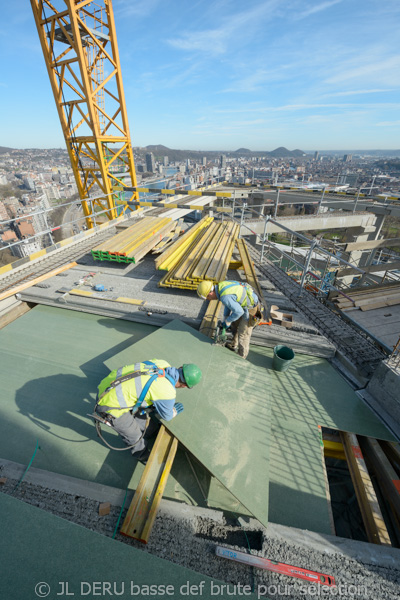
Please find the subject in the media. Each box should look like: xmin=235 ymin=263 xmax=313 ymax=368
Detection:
xmin=272 ymin=345 xmax=295 ymax=373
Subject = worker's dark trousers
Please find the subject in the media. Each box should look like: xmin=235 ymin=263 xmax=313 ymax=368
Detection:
xmin=111 ymin=412 xmax=159 ymax=459
xmin=228 ymin=317 xmax=255 ymax=359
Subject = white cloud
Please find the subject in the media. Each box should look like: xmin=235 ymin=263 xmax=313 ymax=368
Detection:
xmin=167 ymin=1 xmax=281 ymax=55
xmin=320 ymin=89 xmax=395 ymax=98
xmin=325 ymin=55 xmax=400 ymax=86
xmin=376 ymin=120 xmax=400 ymax=127
xmin=295 ymin=0 xmax=343 ymax=20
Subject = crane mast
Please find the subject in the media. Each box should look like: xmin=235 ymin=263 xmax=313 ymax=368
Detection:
xmin=31 ymin=0 xmax=139 ymax=229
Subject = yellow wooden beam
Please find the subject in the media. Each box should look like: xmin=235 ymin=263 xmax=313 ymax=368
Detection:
xmin=341 ymin=432 xmax=391 ymax=545
xmin=323 ymin=440 xmax=346 ymax=461
xmin=120 ymin=426 xmax=178 ymax=543
xmin=0 ymin=262 xmax=77 ymax=303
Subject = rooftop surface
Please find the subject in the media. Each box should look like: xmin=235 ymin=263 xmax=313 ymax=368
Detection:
xmin=1 ymin=214 xmax=400 ymax=599
xmin=0 ymin=303 xmax=393 ymax=535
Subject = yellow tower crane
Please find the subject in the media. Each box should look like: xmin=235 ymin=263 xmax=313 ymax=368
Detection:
xmin=30 ymin=0 xmax=139 ymax=229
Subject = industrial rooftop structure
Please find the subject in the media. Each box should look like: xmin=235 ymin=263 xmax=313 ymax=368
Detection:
xmin=1 ymin=191 xmax=400 ymax=599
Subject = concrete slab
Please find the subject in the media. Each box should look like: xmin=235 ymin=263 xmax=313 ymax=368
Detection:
xmin=18 ymin=254 xmax=206 ymax=323
xmin=344 ymin=305 xmax=400 ymax=349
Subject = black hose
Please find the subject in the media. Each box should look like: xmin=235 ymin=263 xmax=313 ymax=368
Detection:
xmin=94 ymin=416 xmax=149 ymax=452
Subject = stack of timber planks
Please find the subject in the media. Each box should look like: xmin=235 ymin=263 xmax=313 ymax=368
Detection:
xmin=91 ymin=217 xmax=174 ymax=264
xmin=333 ymin=285 xmax=400 ymax=312
xmin=156 ymin=217 xmax=239 ymax=290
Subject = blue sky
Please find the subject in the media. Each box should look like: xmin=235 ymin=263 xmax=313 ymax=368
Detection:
xmin=1 ymin=0 xmax=399 ymax=151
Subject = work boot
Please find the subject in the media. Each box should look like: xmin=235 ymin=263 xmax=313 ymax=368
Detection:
xmin=225 ymin=343 xmax=237 ymax=353
xmin=136 ymin=447 xmax=151 ymax=465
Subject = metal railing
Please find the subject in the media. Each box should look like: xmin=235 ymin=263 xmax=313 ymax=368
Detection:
xmin=387 ymin=336 xmax=400 ymax=370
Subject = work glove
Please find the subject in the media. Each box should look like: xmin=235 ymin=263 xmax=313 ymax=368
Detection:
xmin=220 ymin=321 xmax=231 ymax=331
xmin=172 ymin=403 xmax=184 ymax=418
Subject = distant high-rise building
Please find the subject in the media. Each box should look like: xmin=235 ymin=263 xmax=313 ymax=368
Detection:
xmin=202 ymin=157 xmax=207 ymax=166
xmin=343 ymin=154 xmax=352 ymax=162
xmin=314 ymin=151 xmax=319 ymax=161
xmin=163 ymin=156 xmax=168 ymax=167
xmin=32 ymin=195 xmax=51 ymax=235
xmin=23 ymin=177 xmax=36 ymax=191
xmin=145 ymin=153 xmax=156 ymax=173
xmin=220 ymin=155 xmax=226 ymax=169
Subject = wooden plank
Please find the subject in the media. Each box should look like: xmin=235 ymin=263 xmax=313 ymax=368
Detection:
xmin=360 ymin=437 xmax=400 ymax=520
xmin=236 ymin=238 xmax=263 ymax=300
xmin=340 ymin=431 xmax=391 ymax=545
xmin=0 ymin=302 xmax=32 ymax=330
xmin=0 ymin=262 xmax=77 ymax=302
xmin=151 ymin=223 xmax=181 ymax=253
xmin=199 ymin=299 xmax=222 ymax=338
xmin=338 ymin=260 xmax=400 ymax=277
xmin=65 ymin=289 xmax=145 ymax=306
xmin=323 ymin=440 xmax=346 ymax=461
xmin=155 ymin=216 xmax=212 ymax=269
xmin=337 ymin=282 xmax=400 ymax=297
xmin=120 ymin=425 xmax=178 ymax=543
xmin=132 ymin=221 xmax=175 ymax=262
xmin=345 ymin=287 xmax=400 ymax=301
xmin=191 ymin=222 xmax=225 ymax=280
xmin=380 ymin=441 xmax=400 ymax=476
xmin=229 ymin=260 xmax=243 ymax=269
xmin=211 ymin=223 xmax=239 ymax=282
xmin=352 ymin=288 xmax=400 ymax=303
xmin=345 ymin=238 xmax=400 ymax=252
xmin=359 ymin=296 xmax=400 ymax=311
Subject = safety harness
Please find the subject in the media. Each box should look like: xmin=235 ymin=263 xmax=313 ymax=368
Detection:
xmin=96 ymin=360 xmax=176 ymax=416
xmin=91 ymin=361 xmax=176 ymax=452
xmin=218 ymin=282 xmax=256 ymax=307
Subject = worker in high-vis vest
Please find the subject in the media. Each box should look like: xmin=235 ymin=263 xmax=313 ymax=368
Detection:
xmin=197 ymin=280 xmax=263 ymax=359
xmin=96 ymin=359 xmax=202 ymax=463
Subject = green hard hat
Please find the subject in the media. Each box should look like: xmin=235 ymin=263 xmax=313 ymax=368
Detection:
xmin=182 ymin=363 xmax=202 ymax=388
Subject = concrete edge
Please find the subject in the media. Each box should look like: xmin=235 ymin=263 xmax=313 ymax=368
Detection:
xmin=2 ymin=457 xmax=399 ymax=568
xmin=0 ymin=458 xmax=224 ymax=523
xmin=355 ymin=388 xmax=400 ymax=441
xmin=16 ymin=293 xmax=202 ymax=329
xmin=331 ymin=351 xmax=369 ymax=388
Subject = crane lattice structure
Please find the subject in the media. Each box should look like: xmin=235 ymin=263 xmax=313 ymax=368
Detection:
xmin=31 ymin=0 xmax=139 ymax=229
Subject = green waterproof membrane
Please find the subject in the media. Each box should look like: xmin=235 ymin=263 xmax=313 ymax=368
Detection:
xmin=0 ymin=305 xmax=394 ymax=533
xmin=0 ymin=493 xmax=257 ymax=600
xmin=120 ymin=319 xmax=271 ymax=528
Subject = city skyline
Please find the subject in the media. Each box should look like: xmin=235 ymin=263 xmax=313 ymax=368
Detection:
xmin=1 ymin=1 xmax=400 ymax=151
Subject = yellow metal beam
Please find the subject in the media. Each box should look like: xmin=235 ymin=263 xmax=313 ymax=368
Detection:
xmin=30 ymin=0 xmax=139 ymax=230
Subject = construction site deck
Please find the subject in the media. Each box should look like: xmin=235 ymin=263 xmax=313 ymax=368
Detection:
xmin=1 ymin=196 xmax=400 ymax=600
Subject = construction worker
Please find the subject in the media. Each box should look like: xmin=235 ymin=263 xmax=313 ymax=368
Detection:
xmin=197 ymin=280 xmax=263 ymax=359
xmin=95 ymin=359 xmax=202 ymax=463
